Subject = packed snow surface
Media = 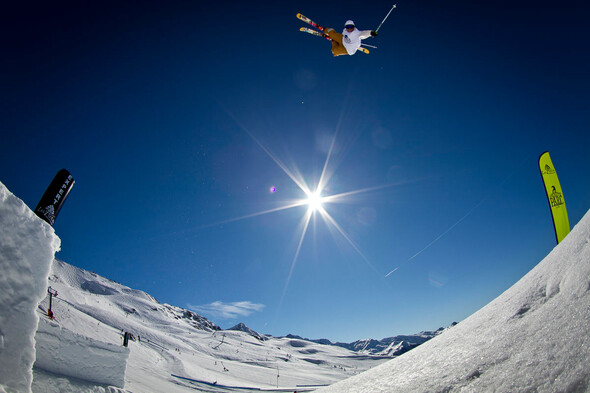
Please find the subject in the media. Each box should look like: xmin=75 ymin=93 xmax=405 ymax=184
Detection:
xmin=318 ymin=209 xmax=590 ymax=392
xmin=0 ymin=182 xmax=60 ymax=393
xmin=35 ymin=318 xmax=129 ymax=388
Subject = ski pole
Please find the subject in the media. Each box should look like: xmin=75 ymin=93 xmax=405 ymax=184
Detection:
xmin=362 ymin=43 xmax=378 ymax=49
xmin=375 ymin=4 xmax=397 ymax=33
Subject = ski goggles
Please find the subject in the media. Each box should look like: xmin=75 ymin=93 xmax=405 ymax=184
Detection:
xmin=345 ymin=24 xmax=355 ymax=29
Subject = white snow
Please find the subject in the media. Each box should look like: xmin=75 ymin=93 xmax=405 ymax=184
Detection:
xmin=1 ymin=178 xmax=590 ymax=393
xmin=34 ymin=318 xmax=128 ymax=388
xmin=32 ymin=259 xmax=385 ymax=392
xmin=0 ymin=182 xmax=60 ymax=393
xmin=317 ymin=209 xmax=590 ymax=392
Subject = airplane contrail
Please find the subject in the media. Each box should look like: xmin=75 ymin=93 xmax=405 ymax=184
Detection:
xmin=385 ymin=267 xmax=399 ymax=277
xmin=385 ymin=198 xmax=487 ymax=278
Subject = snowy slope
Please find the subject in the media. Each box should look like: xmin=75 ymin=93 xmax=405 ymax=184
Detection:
xmin=317 ymin=209 xmax=590 ymax=393
xmin=34 ymin=259 xmax=389 ymax=392
xmin=35 ymin=318 xmax=129 ymax=388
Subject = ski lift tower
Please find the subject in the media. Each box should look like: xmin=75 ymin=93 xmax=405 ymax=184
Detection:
xmin=47 ymin=286 xmax=58 ymax=319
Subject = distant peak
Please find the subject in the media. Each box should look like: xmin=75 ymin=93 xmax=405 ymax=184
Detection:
xmin=229 ymin=322 xmax=249 ymax=331
xmin=227 ymin=323 xmax=267 ymax=341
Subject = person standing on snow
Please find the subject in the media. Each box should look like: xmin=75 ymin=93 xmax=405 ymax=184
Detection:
xmin=324 ymin=20 xmax=377 ymax=56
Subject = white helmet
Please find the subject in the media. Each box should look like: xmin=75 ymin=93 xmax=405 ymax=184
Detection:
xmin=345 ymin=20 xmax=355 ymax=27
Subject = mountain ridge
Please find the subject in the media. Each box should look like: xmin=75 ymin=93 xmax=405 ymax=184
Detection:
xmin=53 ymin=258 xmax=446 ymax=358
xmin=276 ymin=326 xmax=453 ymax=357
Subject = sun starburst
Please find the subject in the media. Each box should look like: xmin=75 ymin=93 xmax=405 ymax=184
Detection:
xmin=304 ymin=189 xmax=325 ymax=213
xmin=217 ymin=104 xmax=397 ymax=311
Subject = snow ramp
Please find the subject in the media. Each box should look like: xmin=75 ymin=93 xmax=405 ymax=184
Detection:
xmin=318 ymin=209 xmax=590 ymax=392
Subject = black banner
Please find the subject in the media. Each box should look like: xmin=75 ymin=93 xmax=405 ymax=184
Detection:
xmin=34 ymin=169 xmax=75 ymax=226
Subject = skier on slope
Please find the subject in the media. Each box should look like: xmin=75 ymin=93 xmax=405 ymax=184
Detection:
xmin=324 ymin=20 xmax=377 ymax=56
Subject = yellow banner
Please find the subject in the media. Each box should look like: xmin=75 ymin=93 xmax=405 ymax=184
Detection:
xmin=539 ymin=151 xmax=570 ymax=244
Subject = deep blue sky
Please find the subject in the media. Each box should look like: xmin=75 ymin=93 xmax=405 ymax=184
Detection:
xmin=2 ymin=0 xmax=589 ymax=342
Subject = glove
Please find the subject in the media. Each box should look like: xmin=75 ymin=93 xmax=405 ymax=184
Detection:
xmin=371 ymin=31 xmax=378 ymax=37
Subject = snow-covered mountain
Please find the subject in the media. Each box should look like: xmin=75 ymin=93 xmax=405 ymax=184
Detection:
xmin=44 ymin=258 xmax=441 ymax=358
xmin=227 ymin=322 xmax=268 ymax=342
xmin=284 ymin=327 xmax=451 ymax=358
xmin=32 ymin=258 xmax=409 ymax=392
xmin=334 ymin=327 xmax=453 ymax=357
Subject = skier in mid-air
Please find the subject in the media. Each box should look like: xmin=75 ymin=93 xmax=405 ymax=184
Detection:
xmin=298 ymin=5 xmax=395 ymax=56
xmin=324 ymin=20 xmax=378 ymax=56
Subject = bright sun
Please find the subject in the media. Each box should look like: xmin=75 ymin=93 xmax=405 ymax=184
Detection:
xmin=219 ymin=101 xmax=388 ymax=311
xmin=306 ymin=190 xmax=324 ymax=213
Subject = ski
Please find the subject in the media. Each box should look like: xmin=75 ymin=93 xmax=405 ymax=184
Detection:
xmin=300 ymin=27 xmax=328 ymax=39
xmin=297 ymin=13 xmax=326 ymax=32
xmin=299 ymin=27 xmax=370 ymax=54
